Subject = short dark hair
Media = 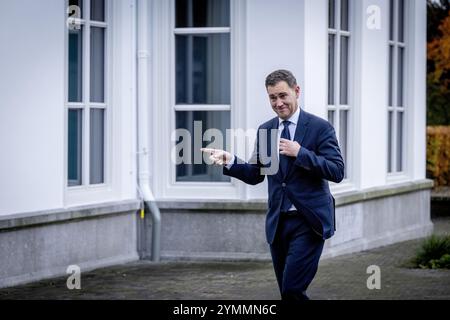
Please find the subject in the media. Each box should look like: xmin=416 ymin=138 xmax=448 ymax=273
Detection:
xmin=265 ymin=69 xmax=297 ymax=88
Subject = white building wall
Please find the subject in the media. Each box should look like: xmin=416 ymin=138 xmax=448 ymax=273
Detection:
xmin=356 ymin=0 xmax=427 ymax=189
xmin=0 ymin=0 xmax=137 ymax=215
xmin=302 ymin=0 xmax=328 ymax=120
xmin=357 ymin=0 xmax=390 ymax=190
xmin=408 ymin=0 xmax=427 ymax=182
xmin=0 ymin=0 xmax=66 ymax=215
xmin=0 ymin=0 xmax=431 ymax=286
xmin=113 ymin=0 xmax=138 ymax=202
xmin=0 ymin=0 xmax=427 ymax=213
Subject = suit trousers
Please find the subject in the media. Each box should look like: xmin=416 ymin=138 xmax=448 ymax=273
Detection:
xmin=269 ymin=211 xmax=325 ymax=301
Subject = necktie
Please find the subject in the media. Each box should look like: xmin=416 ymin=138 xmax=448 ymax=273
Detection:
xmin=280 ymin=121 xmax=293 ymax=212
xmin=280 ymin=121 xmax=291 ymax=176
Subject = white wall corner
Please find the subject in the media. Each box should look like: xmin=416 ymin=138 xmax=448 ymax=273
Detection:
xmin=409 ymin=0 xmax=427 ymax=181
xmin=358 ymin=0 xmax=389 ymax=189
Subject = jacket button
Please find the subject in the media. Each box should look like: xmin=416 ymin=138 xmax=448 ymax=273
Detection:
xmin=282 ymin=183 xmax=286 ymax=187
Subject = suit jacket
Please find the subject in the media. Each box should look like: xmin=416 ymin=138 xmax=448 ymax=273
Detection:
xmin=223 ymin=108 xmax=345 ymax=244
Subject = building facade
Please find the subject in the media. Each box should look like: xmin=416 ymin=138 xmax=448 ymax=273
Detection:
xmin=0 ymin=0 xmax=432 ymax=288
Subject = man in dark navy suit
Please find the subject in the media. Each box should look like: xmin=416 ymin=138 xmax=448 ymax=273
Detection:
xmin=202 ymin=69 xmax=344 ymax=300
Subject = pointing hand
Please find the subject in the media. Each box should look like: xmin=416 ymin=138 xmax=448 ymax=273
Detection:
xmin=200 ymin=148 xmax=233 ymax=166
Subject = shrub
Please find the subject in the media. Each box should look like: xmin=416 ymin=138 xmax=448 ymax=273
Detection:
xmin=412 ymin=235 xmax=450 ymax=269
xmin=429 ymin=254 xmax=450 ymax=269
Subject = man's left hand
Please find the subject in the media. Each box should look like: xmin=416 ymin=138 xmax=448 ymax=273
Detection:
xmin=279 ymin=138 xmax=301 ymax=157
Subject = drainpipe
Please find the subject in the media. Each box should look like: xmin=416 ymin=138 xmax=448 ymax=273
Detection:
xmin=136 ymin=0 xmax=161 ymax=262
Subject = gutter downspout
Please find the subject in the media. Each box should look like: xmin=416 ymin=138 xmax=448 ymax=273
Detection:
xmin=136 ymin=0 xmax=161 ymax=262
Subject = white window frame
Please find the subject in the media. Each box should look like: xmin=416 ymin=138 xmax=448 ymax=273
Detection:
xmin=64 ymin=0 xmax=117 ymax=205
xmin=151 ymin=0 xmax=246 ymax=199
xmin=327 ymin=0 xmax=354 ymax=187
xmin=387 ymin=0 xmax=408 ymax=181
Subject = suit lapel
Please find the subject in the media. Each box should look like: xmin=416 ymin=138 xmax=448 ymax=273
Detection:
xmin=268 ymin=117 xmax=279 ymax=160
xmin=259 ymin=117 xmax=279 ymax=173
xmin=265 ymin=117 xmax=282 ymax=179
xmin=270 ymin=117 xmax=280 ymax=178
xmin=285 ymin=108 xmax=309 ymax=178
xmin=293 ymin=108 xmax=309 ymax=146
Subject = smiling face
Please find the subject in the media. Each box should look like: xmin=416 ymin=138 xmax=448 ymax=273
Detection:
xmin=267 ymin=81 xmax=300 ymax=120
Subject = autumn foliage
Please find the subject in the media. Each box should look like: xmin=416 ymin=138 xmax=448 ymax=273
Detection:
xmin=427 ymin=3 xmax=450 ymax=125
xmin=428 ymin=11 xmax=450 ymax=88
xmin=427 ymin=126 xmax=450 ymax=187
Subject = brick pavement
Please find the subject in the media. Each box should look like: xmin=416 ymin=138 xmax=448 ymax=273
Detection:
xmin=0 ymin=217 xmax=449 ymax=300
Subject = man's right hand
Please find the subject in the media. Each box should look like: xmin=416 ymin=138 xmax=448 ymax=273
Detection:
xmin=200 ymin=148 xmax=233 ymax=166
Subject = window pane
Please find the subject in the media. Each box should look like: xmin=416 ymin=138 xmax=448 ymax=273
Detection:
xmin=175 ymin=111 xmax=230 ymax=182
xmin=90 ymin=27 xmax=105 ymax=103
xmin=68 ymin=109 xmax=83 ymax=186
xmin=388 ymin=111 xmax=393 ymax=173
xmin=388 ymin=45 xmax=394 ymax=106
xmin=176 ymin=34 xmax=230 ymax=104
xmin=328 ymin=110 xmax=335 ymax=127
xmin=389 ymin=0 xmax=394 ymax=41
xmin=340 ymin=0 xmax=349 ymax=31
xmin=397 ymin=47 xmax=404 ymax=107
xmin=176 ymin=0 xmax=230 ymax=28
xmin=398 ymin=0 xmax=404 ymax=42
xmin=340 ymin=36 xmax=349 ymax=105
xmin=90 ymin=108 xmax=105 ymax=184
xmin=91 ymin=0 xmax=105 ymax=22
xmin=68 ymin=28 xmax=83 ymax=102
xmin=328 ymin=34 xmax=335 ymax=105
xmin=328 ymin=0 xmax=335 ymax=29
xmin=69 ymin=0 xmax=83 ymax=19
xmin=339 ymin=110 xmax=348 ymax=178
xmin=396 ymin=111 xmax=403 ymax=171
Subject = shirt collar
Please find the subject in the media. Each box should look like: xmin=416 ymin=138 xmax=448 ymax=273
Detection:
xmin=278 ymin=107 xmax=300 ymax=127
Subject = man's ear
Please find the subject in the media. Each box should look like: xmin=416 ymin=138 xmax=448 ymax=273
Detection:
xmin=295 ymin=85 xmax=301 ymax=98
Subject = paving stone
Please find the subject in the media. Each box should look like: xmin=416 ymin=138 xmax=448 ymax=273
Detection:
xmin=1 ymin=218 xmax=449 ymax=300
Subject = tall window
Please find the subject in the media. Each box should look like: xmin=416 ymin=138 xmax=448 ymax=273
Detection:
xmin=67 ymin=0 xmax=107 ymax=186
xmin=328 ymin=0 xmax=350 ymax=179
xmin=388 ymin=0 xmax=406 ymax=173
xmin=174 ymin=0 xmax=231 ymax=182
